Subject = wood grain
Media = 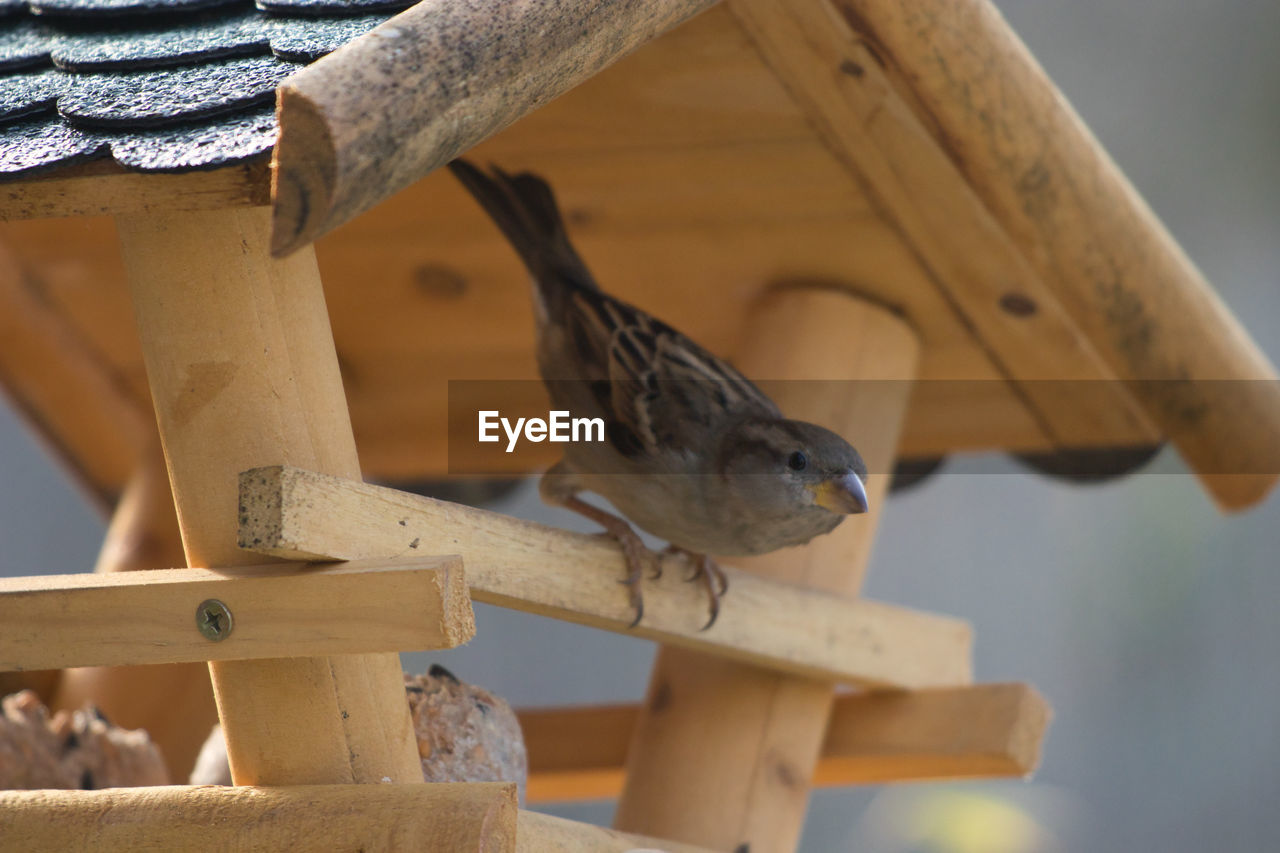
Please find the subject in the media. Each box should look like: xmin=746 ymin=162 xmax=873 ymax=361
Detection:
xmin=0 ymin=783 xmax=516 ymax=852
xmin=0 ymin=557 xmax=473 ymax=672
xmin=614 ymin=289 xmax=918 ymax=851
xmin=0 ymin=160 xmax=269 ymax=221
xmin=825 ymin=0 xmax=1280 ymax=508
xmin=517 ymin=811 xmax=715 ymax=853
xmin=238 ymin=465 xmax=972 ymax=689
xmin=117 ymin=205 xmax=422 ymax=786
xmin=520 ymin=684 xmax=1050 ymax=802
xmin=272 ymin=0 xmax=720 ymax=254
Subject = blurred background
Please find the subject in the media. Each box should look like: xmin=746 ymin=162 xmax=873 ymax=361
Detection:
xmin=2 ymin=0 xmax=1277 ymax=850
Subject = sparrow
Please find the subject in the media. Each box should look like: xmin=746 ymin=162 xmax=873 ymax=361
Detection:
xmin=448 ymin=160 xmax=869 ymax=629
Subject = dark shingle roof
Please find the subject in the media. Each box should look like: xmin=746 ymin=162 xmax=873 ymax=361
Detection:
xmin=0 ymin=0 xmax=408 ymax=179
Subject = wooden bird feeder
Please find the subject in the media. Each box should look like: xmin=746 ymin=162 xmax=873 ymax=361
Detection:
xmin=1 ymin=0 xmax=1277 ymax=850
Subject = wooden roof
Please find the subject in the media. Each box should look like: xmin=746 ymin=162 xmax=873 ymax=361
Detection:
xmin=0 ymin=0 xmax=1276 ymax=510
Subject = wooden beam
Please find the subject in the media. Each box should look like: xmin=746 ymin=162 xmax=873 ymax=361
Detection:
xmin=238 ymin=465 xmax=972 ymax=689
xmin=732 ymin=0 xmax=1280 ymax=509
xmin=0 ymin=159 xmax=269 ymax=221
xmin=0 ymin=783 xmax=517 ymax=851
xmin=0 ymin=556 xmax=473 ymax=673
xmin=615 ymin=290 xmax=917 ymax=850
xmin=520 ymin=684 xmax=1051 ymax=802
xmin=271 ymin=0 xmax=719 ymax=255
xmin=117 ymin=205 xmax=422 ymax=786
xmin=517 ymin=810 xmax=716 ymax=852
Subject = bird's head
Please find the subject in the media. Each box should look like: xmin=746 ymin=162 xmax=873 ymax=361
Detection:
xmin=716 ymin=418 xmax=869 ymax=519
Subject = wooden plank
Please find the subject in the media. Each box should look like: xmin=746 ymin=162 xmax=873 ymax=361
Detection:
xmin=238 ymin=465 xmax=972 ymax=689
xmin=272 ymin=0 xmax=720 ymax=255
xmin=0 ymin=783 xmax=517 ymax=852
xmin=117 ymin=205 xmax=423 ymax=787
xmin=520 ymin=684 xmax=1051 ymax=802
xmin=0 ymin=159 xmax=269 ymax=221
xmin=614 ymin=289 xmax=916 ymax=851
xmin=824 ymin=0 xmax=1280 ymax=509
xmin=0 ymin=556 xmax=473 ymax=672
xmin=517 ymin=811 xmax=716 ymax=853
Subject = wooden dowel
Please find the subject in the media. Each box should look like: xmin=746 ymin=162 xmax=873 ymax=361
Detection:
xmin=0 ymin=557 xmax=472 ymax=672
xmin=271 ymin=0 xmax=719 ymax=255
xmin=238 ymin=466 xmax=972 ymax=689
xmin=0 ymin=783 xmax=517 ymax=852
xmin=116 ymin=206 xmax=423 ymax=786
xmin=519 ymin=684 xmax=1051 ymax=802
xmin=51 ymin=438 xmax=217 ymax=783
xmin=744 ymin=0 xmax=1280 ymax=509
xmin=615 ymin=289 xmax=919 ymax=851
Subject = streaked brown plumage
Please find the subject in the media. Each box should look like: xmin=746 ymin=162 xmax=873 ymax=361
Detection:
xmin=449 ymin=160 xmax=869 ymax=628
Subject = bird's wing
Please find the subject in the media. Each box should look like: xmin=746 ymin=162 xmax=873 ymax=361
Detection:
xmin=564 ymin=285 xmax=781 ymax=456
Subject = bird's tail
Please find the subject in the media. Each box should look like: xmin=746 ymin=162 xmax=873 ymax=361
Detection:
xmin=447 ymin=160 xmax=598 ymax=315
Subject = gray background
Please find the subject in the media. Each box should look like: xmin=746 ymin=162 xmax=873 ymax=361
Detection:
xmin=2 ymin=1 xmax=1277 ymax=850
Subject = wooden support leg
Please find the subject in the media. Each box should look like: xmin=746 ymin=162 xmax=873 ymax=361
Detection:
xmin=613 ymin=289 xmax=919 ymax=851
xmin=115 ymin=207 xmax=421 ymax=786
xmin=52 ymin=436 xmax=217 ymax=782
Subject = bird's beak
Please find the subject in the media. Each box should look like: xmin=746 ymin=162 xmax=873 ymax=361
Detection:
xmin=810 ymin=471 xmax=869 ymax=515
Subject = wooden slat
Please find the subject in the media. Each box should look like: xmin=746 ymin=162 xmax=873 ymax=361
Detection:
xmin=238 ymin=465 xmax=973 ymax=689
xmin=519 ymin=684 xmax=1050 ymax=802
xmin=825 ymin=0 xmax=1280 ymax=509
xmin=0 ymin=557 xmax=474 ymax=672
xmin=517 ymin=811 xmax=716 ymax=853
xmin=0 ymin=784 xmax=517 ymax=852
xmin=272 ymin=0 xmax=720 ymax=254
xmin=0 ymin=160 xmax=269 ymax=221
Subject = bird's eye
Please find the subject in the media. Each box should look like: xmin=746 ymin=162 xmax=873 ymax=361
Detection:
xmin=787 ymin=451 xmax=808 ymax=471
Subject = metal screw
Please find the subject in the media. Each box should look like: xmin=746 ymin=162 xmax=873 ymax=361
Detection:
xmin=196 ymin=599 xmax=234 ymax=642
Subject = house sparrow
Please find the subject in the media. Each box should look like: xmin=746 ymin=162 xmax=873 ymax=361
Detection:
xmin=448 ymin=160 xmax=869 ymax=629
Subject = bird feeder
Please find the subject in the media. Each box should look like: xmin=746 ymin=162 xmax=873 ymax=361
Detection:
xmin=1 ymin=0 xmax=1276 ymax=850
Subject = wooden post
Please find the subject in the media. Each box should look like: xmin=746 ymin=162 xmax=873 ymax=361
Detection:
xmin=614 ymin=288 xmax=919 ymax=851
xmin=115 ymin=206 xmax=422 ymax=786
xmin=52 ymin=437 xmax=217 ymax=782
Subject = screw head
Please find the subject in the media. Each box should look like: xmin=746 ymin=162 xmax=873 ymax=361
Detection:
xmin=196 ymin=599 xmax=234 ymax=642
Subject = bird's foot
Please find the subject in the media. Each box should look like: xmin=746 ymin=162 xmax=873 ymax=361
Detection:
xmin=665 ymin=546 xmax=729 ymax=630
xmin=555 ymin=495 xmax=651 ymax=628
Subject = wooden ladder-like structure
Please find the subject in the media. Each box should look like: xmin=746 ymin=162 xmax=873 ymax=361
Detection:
xmin=1 ymin=0 xmax=1276 ymax=850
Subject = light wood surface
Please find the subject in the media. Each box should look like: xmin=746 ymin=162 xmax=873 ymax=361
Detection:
xmin=520 ymin=683 xmax=1051 ymax=802
xmin=614 ymin=289 xmax=920 ymax=851
xmin=117 ymin=206 xmax=422 ymax=786
xmin=517 ymin=811 xmax=716 ymax=853
xmin=823 ymin=0 xmax=1280 ymax=508
xmin=272 ymin=0 xmax=719 ymax=255
xmin=0 ymin=783 xmax=517 ymax=852
xmin=0 ymin=556 xmax=472 ymax=672
xmin=0 ymin=160 xmax=269 ymax=221
xmin=52 ymin=439 xmax=218 ymax=783
xmin=238 ymin=465 xmax=971 ymax=689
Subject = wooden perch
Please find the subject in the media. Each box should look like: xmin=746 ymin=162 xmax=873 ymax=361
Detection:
xmin=272 ymin=0 xmax=718 ymax=255
xmin=0 ymin=783 xmax=517 ymax=851
xmin=731 ymin=0 xmax=1280 ymax=509
xmin=0 ymin=557 xmax=474 ymax=672
xmin=520 ymin=683 xmax=1051 ymax=802
xmin=238 ymin=465 xmax=972 ymax=689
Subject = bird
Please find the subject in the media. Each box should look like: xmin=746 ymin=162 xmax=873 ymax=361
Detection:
xmin=448 ymin=159 xmax=869 ymax=629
